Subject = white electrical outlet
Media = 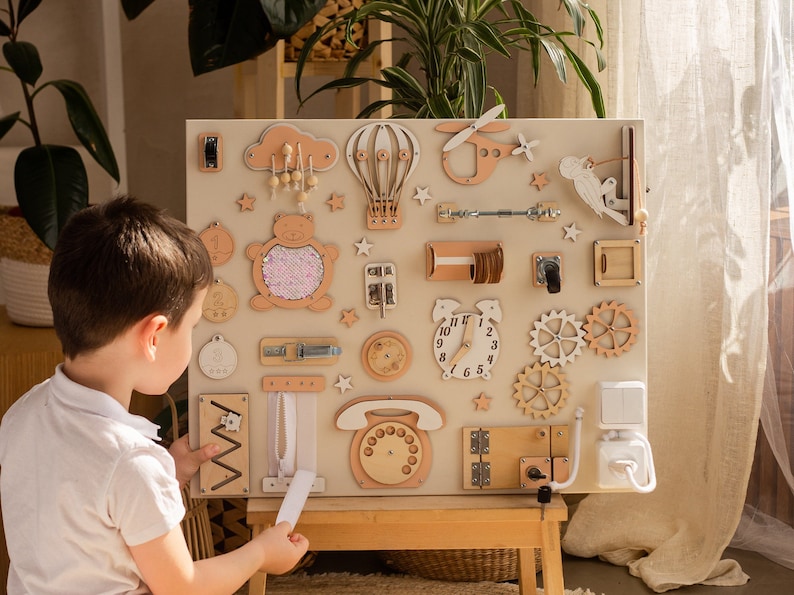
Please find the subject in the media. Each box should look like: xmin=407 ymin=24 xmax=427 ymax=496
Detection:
xmin=596 ymin=438 xmax=648 ymax=489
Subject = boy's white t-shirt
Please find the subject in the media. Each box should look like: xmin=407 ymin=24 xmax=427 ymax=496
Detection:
xmin=0 ymin=365 xmax=185 ymax=594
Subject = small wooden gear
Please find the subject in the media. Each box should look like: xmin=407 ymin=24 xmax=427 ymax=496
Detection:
xmin=512 ymin=362 xmax=570 ymax=419
xmin=361 ymin=331 xmax=412 ymax=381
xmin=583 ymin=300 xmax=639 ymax=357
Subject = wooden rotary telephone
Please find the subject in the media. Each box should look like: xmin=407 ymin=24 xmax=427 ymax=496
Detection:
xmin=335 ymin=396 xmax=445 ymax=489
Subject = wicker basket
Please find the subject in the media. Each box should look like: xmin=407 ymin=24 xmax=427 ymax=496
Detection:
xmin=379 ymin=548 xmax=541 ymax=583
xmin=0 ymin=206 xmax=52 ymax=265
xmin=283 ymin=0 xmax=367 ymax=62
xmin=0 ymin=206 xmax=54 ymax=326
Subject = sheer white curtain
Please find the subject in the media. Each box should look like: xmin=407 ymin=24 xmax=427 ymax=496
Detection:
xmin=730 ymin=0 xmax=794 ymax=571
xmin=551 ymin=1 xmax=776 ymax=592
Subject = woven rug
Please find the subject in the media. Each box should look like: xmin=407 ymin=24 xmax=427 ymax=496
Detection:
xmin=237 ymin=573 xmax=601 ymax=594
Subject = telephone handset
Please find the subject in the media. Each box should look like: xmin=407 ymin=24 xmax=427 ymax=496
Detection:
xmin=335 ymin=396 xmax=445 ymax=489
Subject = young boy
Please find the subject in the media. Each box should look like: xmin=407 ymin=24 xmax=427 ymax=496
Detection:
xmin=0 ymin=196 xmax=308 ymax=594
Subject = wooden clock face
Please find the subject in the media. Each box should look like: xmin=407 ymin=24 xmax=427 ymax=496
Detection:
xmin=433 ymin=312 xmax=500 ymax=380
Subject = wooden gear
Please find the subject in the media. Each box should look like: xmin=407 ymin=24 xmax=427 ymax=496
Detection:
xmin=583 ymin=300 xmax=640 ymax=357
xmin=512 ymin=363 xmax=570 ymax=419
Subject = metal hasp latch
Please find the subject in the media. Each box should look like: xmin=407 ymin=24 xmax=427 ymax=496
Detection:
xmin=469 ymin=429 xmax=491 ymax=487
xmin=534 ymin=253 xmax=562 ymax=294
xmin=365 ymin=262 xmax=397 ymax=319
xmin=437 ymin=202 xmax=560 ymax=223
xmin=263 ymin=342 xmax=342 ymax=362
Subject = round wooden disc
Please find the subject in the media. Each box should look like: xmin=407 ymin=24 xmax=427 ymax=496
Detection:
xmin=358 ymin=421 xmax=422 ymax=485
xmin=361 ymin=331 xmax=412 ymax=381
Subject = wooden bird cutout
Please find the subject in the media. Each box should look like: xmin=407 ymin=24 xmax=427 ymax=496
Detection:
xmin=559 ymin=156 xmax=628 ymax=225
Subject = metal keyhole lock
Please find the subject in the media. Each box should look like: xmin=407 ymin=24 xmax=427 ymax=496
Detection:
xmin=526 ymin=466 xmax=548 ymax=482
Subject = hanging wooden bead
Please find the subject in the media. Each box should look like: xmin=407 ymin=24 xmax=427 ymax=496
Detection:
xmin=307 ymin=155 xmax=318 ymax=192
xmin=268 ymin=154 xmax=279 ymax=200
xmin=293 ymin=142 xmax=305 ymax=191
xmin=291 ymin=169 xmax=302 ymax=189
xmin=281 ymin=142 xmax=293 ymax=163
xmin=297 ymin=191 xmax=309 ymax=213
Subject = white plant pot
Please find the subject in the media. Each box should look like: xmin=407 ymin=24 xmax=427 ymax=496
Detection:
xmin=0 ymin=258 xmax=53 ymax=327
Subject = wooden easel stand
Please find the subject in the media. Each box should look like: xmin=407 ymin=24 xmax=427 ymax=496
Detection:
xmin=246 ymin=493 xmax=567 ymax=595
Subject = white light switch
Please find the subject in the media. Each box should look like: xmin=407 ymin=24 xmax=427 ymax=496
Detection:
xmin=598 ymin=381 xmax=646 ymax=428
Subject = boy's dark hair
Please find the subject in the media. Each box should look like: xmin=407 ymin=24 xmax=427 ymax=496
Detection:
xmin=48 ymin=196 xmax=213 ymax=358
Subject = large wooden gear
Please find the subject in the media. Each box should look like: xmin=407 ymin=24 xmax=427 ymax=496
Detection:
xmin=512 ymin=362 xmax=570 ymax=419
xmin=528 ymin=309 xmax=586 ymax=368
xmin=583 ymin=300 xmax=640 ymax=357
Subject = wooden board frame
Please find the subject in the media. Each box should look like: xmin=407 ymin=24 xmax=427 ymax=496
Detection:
xmin=186 ymin=118 xmax=647 ymax=498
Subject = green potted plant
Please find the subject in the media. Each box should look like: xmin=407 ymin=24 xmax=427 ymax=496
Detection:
xmin=0 ymin=0 xmax=120 ymax=325
xmin=294 ymin=0 xmax=605 ymax=118
xmin=0 ymin=0 xmax=120 ymax=250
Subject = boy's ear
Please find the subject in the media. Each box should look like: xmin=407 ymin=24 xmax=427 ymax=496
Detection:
xmin=140 ymin=314 xmax=169 ymax=362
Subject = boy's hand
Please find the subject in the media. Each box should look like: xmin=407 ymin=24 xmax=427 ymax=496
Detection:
xmin=255 ymin=521 xmax=310 ymax=575
xmin=168 ymin=434 xmax=219 ymax=487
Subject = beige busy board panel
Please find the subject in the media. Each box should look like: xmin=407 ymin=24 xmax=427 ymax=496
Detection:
xmin=186 ymin=116 xmax=649 ymax=499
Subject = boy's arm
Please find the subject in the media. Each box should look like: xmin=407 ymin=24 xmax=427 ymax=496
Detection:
xmin=130 ymin=521 xmax=308 ymax=595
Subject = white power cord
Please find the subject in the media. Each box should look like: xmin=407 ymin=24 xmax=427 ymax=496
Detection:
xmin=606 ymin=430 xmax=656 ymax=493
xmin=547 ymin=406 xmax=584 ymax=491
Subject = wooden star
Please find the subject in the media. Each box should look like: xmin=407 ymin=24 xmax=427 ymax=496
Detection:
xmin=326 ymin=192 xmax=345 ymax=211
xmin=530 ymin=172 xmax=550 ymax=191
xmin=236 ymin=193 xmax=256 ymax=211
xmin=354 ymin=237 xmax=374 ymax=256
xmin=473 ymin=392 xmax=492 ymax=411
xmin=334 ymin=375 xmax=353 ymax=394
xmin=563 ymin=222 xmax=583 ymax=242
xmin=413 ymin=186 xmax=432 ymax=205
xmin=340 ymin=309 xmax=359 ymax=327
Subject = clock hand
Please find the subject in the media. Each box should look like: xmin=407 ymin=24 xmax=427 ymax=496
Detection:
xmin=448 ymin=315 xmax=476 ymax=366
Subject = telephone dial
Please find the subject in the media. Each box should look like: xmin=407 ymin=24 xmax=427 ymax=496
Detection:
xmin=335 ymin=396 xmax=445 ymax=489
